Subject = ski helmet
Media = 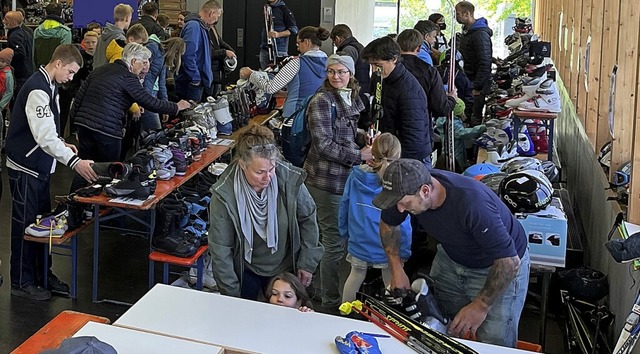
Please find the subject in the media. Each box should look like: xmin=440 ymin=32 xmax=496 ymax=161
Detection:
xmin=559 ymin=267 xmax=608 ymax=302
xmin=500 ymin=156 xmax=543 ymax=174
xmin=463 ymin=163 xmax=500 ymax=179
xmin=480 ymin=172 xmax=508 ymax=195
xmin=499 ymin=170 xmax=553 ymax=213
xmin=541 ymin=160 xmax=559 ymax=182
xmin=598 ymin=141 xmax=612 ymax=169
xmin=612 ymin=161 xmax=632 ymax=187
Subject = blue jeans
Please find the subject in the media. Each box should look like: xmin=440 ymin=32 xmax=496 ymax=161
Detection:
xmin=306 ymin=184 xmax=346 ymax=307
xmin=430 ymin=245 xmax=530 ymax=347
xmin=240 ymin=267 xmax=271 ymax=301
xmin=175 ymin=80 xmax=204 ymax=102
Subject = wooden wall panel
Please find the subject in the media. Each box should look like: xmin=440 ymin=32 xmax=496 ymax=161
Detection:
xmin=585 ymin=0 xmax=604 ymax=147
xmin=596 ymin=0 xmax=621 ymax=152
xmin=629 ymin=9 xmax=640 ymax=223
xmin=571 ymin=0 xmax=584 ymax=121
xmin=610 ymin=0 xmax=639 ymax=180
xmin=576 ymin=0 xmax=591 ymax=130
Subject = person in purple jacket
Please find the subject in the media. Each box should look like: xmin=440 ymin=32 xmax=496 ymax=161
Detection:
xmin=374 ymin=159 xmax=529 ymax=348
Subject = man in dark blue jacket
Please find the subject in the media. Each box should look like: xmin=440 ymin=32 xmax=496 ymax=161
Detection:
xmin=176 ymin=0 xmax=219 ymax=101
xmin=260 ymin=0 xmax=298 ymax=69
xmin=5 ymin=45 xmax=98 ymax=300
xmin=361 ymin=37 xmax=433 ymax=168
xmin=69 ymin=43 xmax=190 ymax=193
xmin=456 ymin=1 xmax=493 ymax=126
xmin=397 ymin=29 xmax=457 ymax=125
xmin=132 ymin=2 xmax=168 ymax=41
xmin=4 ymin=11 xmax=33 ymax=101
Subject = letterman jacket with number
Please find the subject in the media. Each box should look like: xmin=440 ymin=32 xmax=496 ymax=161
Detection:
xmin=5 ymin=66 xmax=80 ymax=180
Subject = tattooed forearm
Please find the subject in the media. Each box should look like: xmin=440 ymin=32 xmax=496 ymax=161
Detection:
xmin=477 ymin=256 xmax=520 ymax=307
xmin=380 ymin=220 xmax=401 ymax=258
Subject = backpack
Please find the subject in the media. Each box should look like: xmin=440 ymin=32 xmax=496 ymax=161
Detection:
xmin=281 ymin=91 xmax=337 ymax=167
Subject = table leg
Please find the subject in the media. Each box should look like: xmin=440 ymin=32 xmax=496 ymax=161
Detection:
xmin=71 ymin=235 xmax=78 ymax=299
xmin=547 ymin=120 xmax=554 ymax=162
xmin=92 ymin=203 xmax=100 ymax=303
xmin=539 ymin=271 xmax=551 ymax=351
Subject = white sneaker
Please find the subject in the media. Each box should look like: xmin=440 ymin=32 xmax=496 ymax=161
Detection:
xmin=211 ymin=97 xmax=234 ymax=125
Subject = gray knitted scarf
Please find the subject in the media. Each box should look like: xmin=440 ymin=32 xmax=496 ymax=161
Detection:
xmin=234 ymin=164 xmax=279 ymax=263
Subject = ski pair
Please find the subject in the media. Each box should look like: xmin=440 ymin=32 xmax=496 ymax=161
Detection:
xmin=342 ymin=293 xmax=478 ymax=354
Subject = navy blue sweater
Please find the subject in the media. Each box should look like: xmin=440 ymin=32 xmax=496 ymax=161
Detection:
xmin=382 ymin=169 xmax=527 ymax=268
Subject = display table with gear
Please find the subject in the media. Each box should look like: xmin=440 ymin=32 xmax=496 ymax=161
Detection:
xmin=113 ymin=283 xmax=533 ymax=354
xmin=73 ymin=144 xmax=231 ymax=304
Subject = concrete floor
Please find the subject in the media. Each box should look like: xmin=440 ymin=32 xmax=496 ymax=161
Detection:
xmin=0 ymin=159 xmax=569 ymax=353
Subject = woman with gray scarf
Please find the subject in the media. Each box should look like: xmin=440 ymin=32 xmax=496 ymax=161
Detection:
xmin=209 ymin=124 xmax=324 ymax=300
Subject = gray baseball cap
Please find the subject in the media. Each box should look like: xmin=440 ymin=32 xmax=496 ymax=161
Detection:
xmin=373 ymin=158 xmax=431 ymax=210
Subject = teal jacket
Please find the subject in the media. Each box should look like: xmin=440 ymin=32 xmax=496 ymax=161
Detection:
xmin=208 ymin=159 xmax=324 ymax=297
xmin=33 ymin=16 xmax=71 ymax=68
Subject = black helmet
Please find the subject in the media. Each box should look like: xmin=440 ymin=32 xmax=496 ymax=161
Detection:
xmin=499 ymin=170 xmax=553 ymax=213
xmin=559 ymin=267 xmax=608 ymax=302
xmin=480 ymin=172 xmax=508 ymax=195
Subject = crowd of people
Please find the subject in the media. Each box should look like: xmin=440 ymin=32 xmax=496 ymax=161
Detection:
xmin=0 ymin=0 xmax=531 ymax=349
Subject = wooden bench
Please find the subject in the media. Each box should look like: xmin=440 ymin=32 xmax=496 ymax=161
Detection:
xmin=11 ymin=310 xmax=110 ymax=354
xmin=23 ymin=208 xmax=112 ymax=299
xmin=149 ymin=245 xmax=209 ymax=290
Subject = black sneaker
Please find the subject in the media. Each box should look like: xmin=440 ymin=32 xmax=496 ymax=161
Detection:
xmin=47 ymin=274 xmax=70 ymax=295
xmin=11 ymin=284 xmax=51 ymax=300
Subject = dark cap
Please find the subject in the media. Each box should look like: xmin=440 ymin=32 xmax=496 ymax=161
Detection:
xmin=373 ymin=158 xmax=431 ymax=210
xmin=41 ymin=336 xmax=118 ymax=354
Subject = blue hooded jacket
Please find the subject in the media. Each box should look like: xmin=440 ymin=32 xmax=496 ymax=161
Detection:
xmin=176 ymin=13 xmax=212 ymax=87
xmin=339 ymin=165 xmax=412 ymax=264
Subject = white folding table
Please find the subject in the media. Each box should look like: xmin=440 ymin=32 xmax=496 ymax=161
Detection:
xmin=73 ymin=321 xmax=225 ymax=353
xmin=114 ymin=284 xmax=536 ymax=354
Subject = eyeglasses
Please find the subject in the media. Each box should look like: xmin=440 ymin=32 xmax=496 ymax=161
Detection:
xmin=248 ymin=143 xmax=276 ymax=152
xmin=326 ymin=69 xmax=350 ymax=77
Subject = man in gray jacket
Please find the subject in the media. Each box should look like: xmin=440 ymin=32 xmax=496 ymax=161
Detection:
xmin=93 ymin=3 xmax=133 ymax=68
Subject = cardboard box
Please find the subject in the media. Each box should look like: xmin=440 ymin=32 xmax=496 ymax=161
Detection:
xmin=516 ymin=197 xmax=567 ymax=267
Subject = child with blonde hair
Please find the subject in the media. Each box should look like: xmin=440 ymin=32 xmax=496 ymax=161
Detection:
xmin=338 ymin=133 xmax=412 ymax=303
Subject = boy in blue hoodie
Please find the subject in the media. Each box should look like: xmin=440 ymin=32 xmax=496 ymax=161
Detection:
xmin=338 ymin=133 xmax=412 ymax=303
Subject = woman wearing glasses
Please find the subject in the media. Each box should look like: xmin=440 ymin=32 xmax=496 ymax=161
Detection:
xmin=208 ymin=124 xmax=324 ymax=300
xmin=303 ymin=54 xmax=373 ymax=310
